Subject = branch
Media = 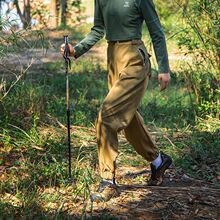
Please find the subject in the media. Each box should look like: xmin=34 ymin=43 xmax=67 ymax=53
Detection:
xmin=0 ymin=58 xmax=35 ymax=100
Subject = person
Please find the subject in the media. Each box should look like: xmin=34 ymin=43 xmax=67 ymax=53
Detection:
xmin=61 ymin=0 xmax=172 ymax=202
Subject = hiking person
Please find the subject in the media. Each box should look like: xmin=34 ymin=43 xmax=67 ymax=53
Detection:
xmin=60 ymin=0 xmax=172 ymax=202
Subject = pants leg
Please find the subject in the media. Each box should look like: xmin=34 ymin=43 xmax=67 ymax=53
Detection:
xmin=96 ymin=40 xmax=158 ymax=180
xmin=124 ymin=111 xmax=159 ymax=161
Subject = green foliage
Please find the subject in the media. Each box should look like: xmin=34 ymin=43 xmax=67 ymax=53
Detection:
xmin=72 ymin=0 xmax=82 ymax=8
xmin=0 ymin=60 xmax=107 ymax=129
xmin=175 ymin=0 xmax=220 ymax=117
xmin=177 ymin=0 xmax=219 ymax=71
xmin=0 ymin=19 xmax=47 ymax=58
xmin=67 ymin=0 xmax=84 ymax=25
xmin=140 ymin=75 xmax=195 ymax=129
xmin=155 ymin=0 xmax=219 ymax=118
xmin=154 ymin=0 xmax=181 ymax=32
xmin=0 ymin=126 xmax=95 ymax=218
xmin=0 ymin=22 xmax=48 ymax=102
xmin=31 ymin=0 xmax=49 ymax=28
xmin=175 ymin=126 xmax=220 ymax=182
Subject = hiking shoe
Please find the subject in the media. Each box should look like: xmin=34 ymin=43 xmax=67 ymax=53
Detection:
xmin=148 ymin=152 xmax=173 ymax=186
xmin=90 ymin=180 xmax=120 ymax=202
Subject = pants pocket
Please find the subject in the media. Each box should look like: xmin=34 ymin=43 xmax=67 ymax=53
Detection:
xmin=137 ymin=48 xmax=147 ymax=66
xmin=137 ymin=47 xmax=152 ymax=77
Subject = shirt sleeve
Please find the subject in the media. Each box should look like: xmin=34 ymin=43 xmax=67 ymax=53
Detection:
xmin=74 ymin=0 xmax=105 ymax=58
xmin=139 ymin=0 xmax=170 ymax=73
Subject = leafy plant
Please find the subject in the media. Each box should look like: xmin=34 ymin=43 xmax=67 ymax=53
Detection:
xmin=175 ymin=0 xmax=220 ymax=118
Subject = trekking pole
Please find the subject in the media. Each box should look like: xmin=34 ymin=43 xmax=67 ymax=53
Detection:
xmin=63 ymin=35 xmax=72 ymax=179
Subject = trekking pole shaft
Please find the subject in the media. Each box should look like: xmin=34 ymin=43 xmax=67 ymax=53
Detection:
xmin=64 ymin=35 xmax=72 ymax=179
xmin=67 ymin=110 xmax=71 ymax=178
xmin=66 ymin=62 xmax=71 ymax=179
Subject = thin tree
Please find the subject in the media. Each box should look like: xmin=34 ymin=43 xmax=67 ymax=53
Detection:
xmin=14 ymin=0 xmax=31 ymax=29
xmin=59 ymin=0 xmax=67 ymax=27
xmin=50 ymin=0 xmax=58 ymax=28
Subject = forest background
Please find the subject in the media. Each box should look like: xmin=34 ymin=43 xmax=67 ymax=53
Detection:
xmin=0 ymin=0 xmax=219 ymax=219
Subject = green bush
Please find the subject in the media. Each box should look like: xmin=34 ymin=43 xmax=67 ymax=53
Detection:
xmin=176 ymin=0 xmax=220 ymax=118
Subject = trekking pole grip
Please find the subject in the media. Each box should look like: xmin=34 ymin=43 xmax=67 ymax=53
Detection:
xmin=63 ymin=35 xmax=69 ymax=58
xmin=63 ymin=35 xmax=71 ymax=70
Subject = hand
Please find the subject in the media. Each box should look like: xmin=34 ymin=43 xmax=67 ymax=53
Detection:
xmin=158 ymin=73 xmax=171 ymax=91
xmin=60 ymin=43 xmax=75 ymax=57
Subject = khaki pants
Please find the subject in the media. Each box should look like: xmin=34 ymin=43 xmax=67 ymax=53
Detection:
xmin=95 ymin=40 xmax=159 ymax=180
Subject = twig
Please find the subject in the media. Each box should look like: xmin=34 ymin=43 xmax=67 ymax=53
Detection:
xmin=163 ymin=134 xmax=176 ymax=148
xmin=0 ymin=58 xmax=35 ymax=100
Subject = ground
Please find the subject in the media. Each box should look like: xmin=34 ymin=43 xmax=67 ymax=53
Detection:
xmin=1 ymin=124 xmax=219 ymax=219
xmin=0 ymin=28 xmax=220 ymax=219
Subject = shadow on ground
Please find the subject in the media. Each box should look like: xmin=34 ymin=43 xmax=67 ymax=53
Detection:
xmin=1 ymin=167 xmax=219 ymax=219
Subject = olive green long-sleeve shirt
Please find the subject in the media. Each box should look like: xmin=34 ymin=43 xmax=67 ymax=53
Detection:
xmin=74 ymin=0 xmax=170 ymax=73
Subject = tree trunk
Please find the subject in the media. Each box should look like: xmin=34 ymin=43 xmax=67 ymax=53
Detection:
xmin=23 ymin=0 xmax=31 ymax=28
xmin=50 ymin=0 xmax=58 ymax=28
xmin=59 ymin=0 xmax=67 ymax=27
xmin=14 ymin=0 xmax=31 ymax=29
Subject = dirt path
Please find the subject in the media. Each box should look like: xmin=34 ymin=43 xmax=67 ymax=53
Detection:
xmin=1 ymin=125 xmax=219 ymax=219
xmin=54 ymin=126 xmax=219 ymax=219
xmin=51 ymin=127 xmax=220 ymax=219
xmin=67 ymin=167 xmax=220 ymax=219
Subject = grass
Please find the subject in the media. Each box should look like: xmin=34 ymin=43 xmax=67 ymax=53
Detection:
xmin=0 ymin=25 xmax=220 ymax=218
